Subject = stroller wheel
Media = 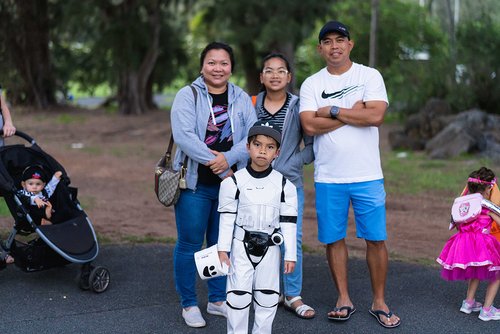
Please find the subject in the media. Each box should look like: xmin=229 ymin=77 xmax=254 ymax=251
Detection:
xmin=78 ymin=264 xmax=93 ymax=290
xmin=89 ymin=266 xmax=110 ymax=293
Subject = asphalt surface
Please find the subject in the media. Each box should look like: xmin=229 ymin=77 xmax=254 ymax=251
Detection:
xmin=0 ymin=244 xmax=498 ymax=334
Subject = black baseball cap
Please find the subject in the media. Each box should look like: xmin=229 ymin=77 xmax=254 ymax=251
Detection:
xmin=248 ymin=120 xmax=281 ymax=146
xmin=21 ymin=165 xmax=48 ymax=183
xmin=318 ymin=20 xmax=350 ymax=41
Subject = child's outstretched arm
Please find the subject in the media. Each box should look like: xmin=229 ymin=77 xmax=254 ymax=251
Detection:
xmin=44 ymin=171 xmax=63 ymax=198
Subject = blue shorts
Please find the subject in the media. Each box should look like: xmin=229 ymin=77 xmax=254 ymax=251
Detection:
xmin=315 ymin=180 xmax=387 ymax=244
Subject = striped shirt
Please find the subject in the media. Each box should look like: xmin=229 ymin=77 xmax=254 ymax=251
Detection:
xmin=256 ymin=92 xmax=291 ymax=132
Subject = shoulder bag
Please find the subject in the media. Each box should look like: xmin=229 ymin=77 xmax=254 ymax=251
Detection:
xmin=154 ymin=86 xmax=196 ymax=207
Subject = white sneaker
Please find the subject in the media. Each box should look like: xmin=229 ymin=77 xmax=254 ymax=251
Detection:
xmin=182 ymin=306 xmax=206 ymax=328
xmin=460 ymin=299 xmax=482 ymax=314
xmin=207 ymin=301 xmax=227 ymax=317
xmin=478 ymin=306 xmax=500 ymax=321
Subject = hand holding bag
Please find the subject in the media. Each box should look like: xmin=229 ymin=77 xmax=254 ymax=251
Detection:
xmin=154 ymin=135 xmax=187 ymax=207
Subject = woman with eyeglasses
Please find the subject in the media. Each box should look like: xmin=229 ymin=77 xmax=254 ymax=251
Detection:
xmin=254 ymin=53 xmax=315 ymax=319
xmin=170 ymin=41 xmax=257 ymax=328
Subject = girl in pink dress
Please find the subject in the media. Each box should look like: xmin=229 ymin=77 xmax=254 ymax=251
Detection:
xmin=437 ymin=167 xmax=500 ymax=321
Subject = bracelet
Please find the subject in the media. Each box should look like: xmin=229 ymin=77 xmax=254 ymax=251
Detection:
xmin=330 ymin=105 xmax=340 ymax=119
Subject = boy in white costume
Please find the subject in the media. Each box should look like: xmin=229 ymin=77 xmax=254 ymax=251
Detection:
xmin=218 ymin=120 xmax=297 ymax=334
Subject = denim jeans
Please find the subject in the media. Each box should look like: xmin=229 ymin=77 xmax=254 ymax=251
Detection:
xmin=283 ymin=187 xmax=304 ymax=297
xmin=173 ymin=183 xmax=226 ymax=308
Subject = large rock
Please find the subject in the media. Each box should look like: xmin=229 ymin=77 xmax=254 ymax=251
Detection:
xmin=389 ymin=98 xmax=452 ymax=150
xmin=387 ymin=129 xmax=423 ymax=150
xmin=408 ymin=98 xmax=452 ymax=139
xmin=425 ymin=109 xmax=500 ymax=160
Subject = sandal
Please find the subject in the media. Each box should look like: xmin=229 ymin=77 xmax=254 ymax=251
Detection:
xmin=284 ymin=296 xmax=316 ymax=319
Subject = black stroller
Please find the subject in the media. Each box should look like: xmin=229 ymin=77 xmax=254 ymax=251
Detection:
xmin=0 ymin=131 xmax=110 ymax=293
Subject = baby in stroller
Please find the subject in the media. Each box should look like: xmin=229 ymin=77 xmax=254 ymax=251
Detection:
xmin=1 ymin=165 xmax=62 ymax=266
xmin=0 ymin=131 xmax=110 ymax=292
xmin=18 ymin=165 xmax=62 ymax=226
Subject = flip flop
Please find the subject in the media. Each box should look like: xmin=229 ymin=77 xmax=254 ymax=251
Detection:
xmin=327 ymin=306 xmax=356 ymax=321
xmin=369 ymin=309 xmax=401 ymax=328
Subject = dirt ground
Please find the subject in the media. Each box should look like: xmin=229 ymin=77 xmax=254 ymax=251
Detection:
xmin=0 ymin=107 xmax=453 ymax=264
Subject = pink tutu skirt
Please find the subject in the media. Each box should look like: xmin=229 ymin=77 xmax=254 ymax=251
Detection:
xmin=437 ymin=230 xmax=500 ymax=281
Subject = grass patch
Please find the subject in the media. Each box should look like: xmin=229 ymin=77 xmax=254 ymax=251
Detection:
xmin=304 ymin=147 xmax=492 ymax=197
xmin=120 ymin=235 xmax=176 ymax=244
xmin=109 ymin=146 xmax=133 ymax=158
xmin=302 ymin=243 xmax=322 ymax=254
xmin=96 ymin=234 xmax=115 ymax=245
xmin=389 ymin=251 xmax=441 ymax=267
xmin=80 ymin=146 xmax=102 ymax=155
xmin=104 ymin=105 xmax=118 ymax=115
xmin=0 ymin=198 xmax=11 ymax=217
xmin=382 ymin=150 xmax=492 ymax=196
xmin=56 ymin=113 xmax=87 ymax=125
xmin=78 ymin=196 xmax=97 ymax=210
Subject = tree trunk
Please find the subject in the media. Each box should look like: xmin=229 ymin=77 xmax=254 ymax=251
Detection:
xmin=145 ymin=76 xmax=157 ymax=110
xmin=239 ymin=41 xmax=260 ymax=96
xmin=445 ymin=0 xmax=457 ymax=88
xmin=117 ymin=3 xmax=161 ymax=115
xmin=369 ymin=0 xmax=379 ymax=68
xmin=276 ymin=42 xmax=296 ymax=93
xmin=7 ymin=0 xmax=56 ymax=108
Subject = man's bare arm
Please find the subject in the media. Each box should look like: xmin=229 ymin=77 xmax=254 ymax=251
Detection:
xmin=340 ymin=100 xmax=386 ymax=127
xmin=315 ymin=100 xmax=387 ymax=128
xmin=300 ymin=111 xmax=345 ymax=136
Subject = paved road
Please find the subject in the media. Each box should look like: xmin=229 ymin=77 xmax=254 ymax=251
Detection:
xmin=0 ymin=244 xmax=498 ymax=333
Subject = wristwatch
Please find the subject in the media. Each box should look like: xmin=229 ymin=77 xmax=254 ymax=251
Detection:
xmin=330 ymin=105 xmax=340 ymax=119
